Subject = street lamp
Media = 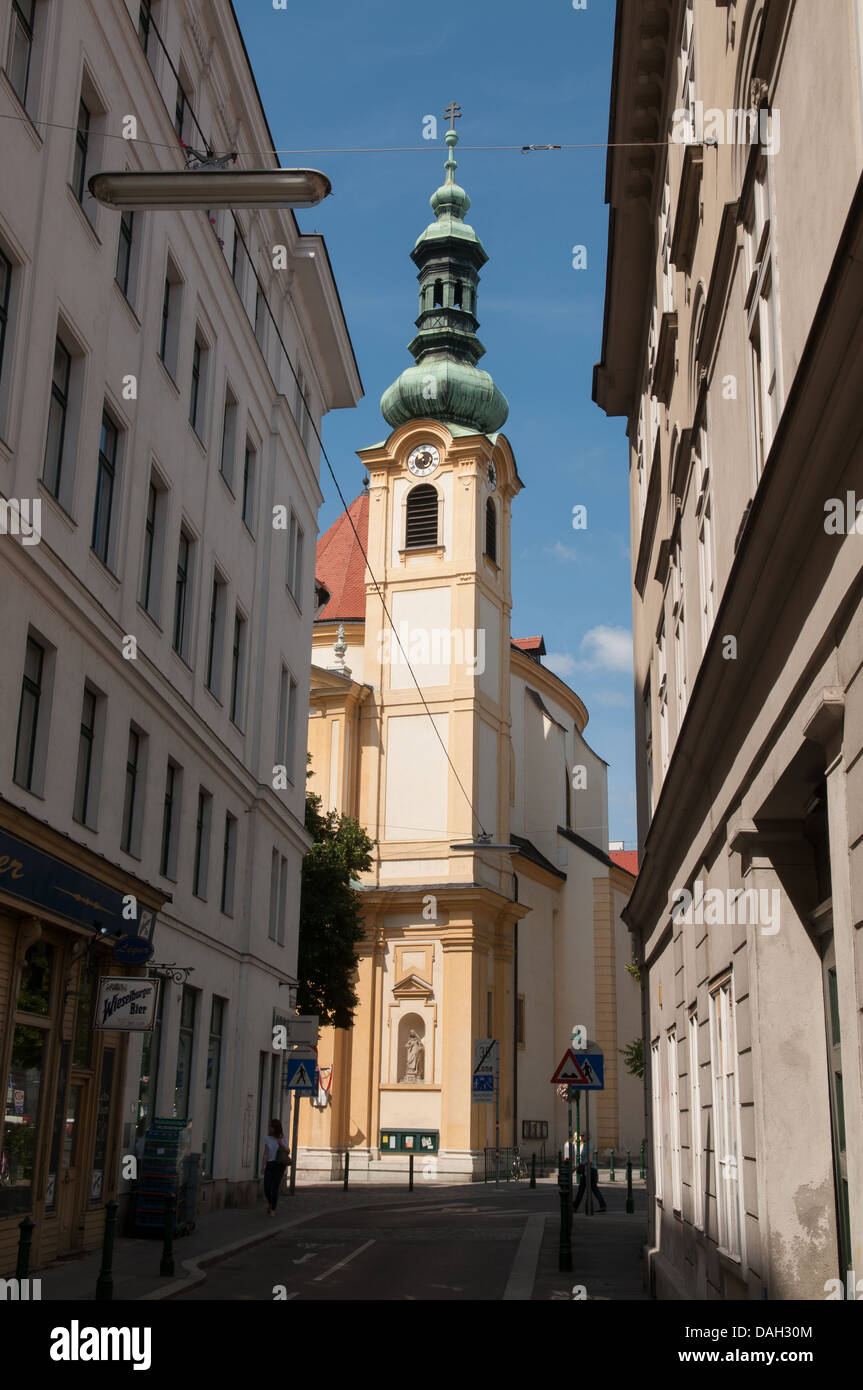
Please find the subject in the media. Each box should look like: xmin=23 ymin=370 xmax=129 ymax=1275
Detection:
xmin=88 ymin=167 xmax=332 ymax=211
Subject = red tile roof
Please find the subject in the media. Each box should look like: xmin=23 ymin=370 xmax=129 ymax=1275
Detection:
xmin=512 ymin=636 xmax=546 ymax=656
xmin=315 ymin=492 xmax=370 ymax=622
xmin=610 ymin=849 xmax=639 ymax=877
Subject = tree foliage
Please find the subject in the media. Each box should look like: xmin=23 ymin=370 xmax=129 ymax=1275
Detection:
xmin=297 ymin=774 xmax=375 ymax=1030
xmin=620 ymin=1037 xmax=644 ymax=1079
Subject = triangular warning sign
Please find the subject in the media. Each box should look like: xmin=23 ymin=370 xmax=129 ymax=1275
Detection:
xmin=550 ymin=1049 xmax=589 ymax=1084
xmin=291 ymin=1063 xmax=313 ymax=1088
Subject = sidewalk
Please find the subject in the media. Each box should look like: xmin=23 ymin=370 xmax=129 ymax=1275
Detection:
xmin=34 ymin=1182 xmax=426 ymax=1302
xmin=531 ymin=1179 xmax=650 ymax=1300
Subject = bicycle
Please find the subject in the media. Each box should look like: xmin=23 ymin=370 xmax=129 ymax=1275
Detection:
xmin=510 ymin=1151 xmax=528 ymax=1182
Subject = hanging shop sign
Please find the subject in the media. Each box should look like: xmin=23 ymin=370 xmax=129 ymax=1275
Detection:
xmin=94 ymin=976 xmax=160 ymax=1031
xmin=112 ymin=934 xmax=155 ymax=965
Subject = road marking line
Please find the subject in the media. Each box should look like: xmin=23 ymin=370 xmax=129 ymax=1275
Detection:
xmin=503 ymin=1214 xmax=547 ymax=1301
xmin=313 ymin=1238 xmax=375 ymax=1282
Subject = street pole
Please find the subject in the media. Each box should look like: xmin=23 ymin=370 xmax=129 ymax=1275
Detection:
xmin=585 ymin=1090 xmax=593 ymax=1216
xmin=494 ymin=1039 xmax=501 ymax=1188
xmin=289 ymin=1091 xmax=301 ymax=1196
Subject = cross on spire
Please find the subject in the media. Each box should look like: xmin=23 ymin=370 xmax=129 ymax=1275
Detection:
xmin=444 ymin=101 xmax=462 ymax=131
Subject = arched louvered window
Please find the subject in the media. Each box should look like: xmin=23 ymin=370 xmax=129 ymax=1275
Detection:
xmin=433 ymin=278 xmax=443 ymax=308
xmin=454 ymin=281 xmax=463 ymax=308
xmin=405 ymin=484 xmax=438 ymax=549
xmin=485 ymin=497 xmax=497 ymax=562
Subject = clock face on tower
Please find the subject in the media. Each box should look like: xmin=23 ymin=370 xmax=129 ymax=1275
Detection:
xmin=487 ymin=461 xmax=497 ymax=491
xmin=407 ymin=443 xmax=440 ymax=477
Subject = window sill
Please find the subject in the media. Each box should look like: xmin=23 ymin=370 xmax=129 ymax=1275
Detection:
xmin=242 ymin=519 xmax=256 ymax=541
xmin=204 ymin=684 xmax=223 ymax=708
xmin=187 ymin=422 xmax=207 ymax=455
xmin=217 ymin=469 xmax=236 ymax=500
xmin=37 ymin=481 xmax=77 ymax=532
xmin=66 ymin=185 xmax=102 ymax=249
xmin=0 ymin=70 xmax=44 ymax=149
xmin=399 ymin=545 xmax=445 ymax=560
xmin=135 ymin=602 xmax=163 ymax=635
xmin=170 ymin=649 xmax=194 ymax=675
xmin=89 ymin=550 xmax=120 ymax=586
xmin=156 ymin=356 xmax=180 ymax=395
xmin=112 ymin=279 xmax=141 ymax=329
xmin=285 ymin=585 xmax=303 ymax=617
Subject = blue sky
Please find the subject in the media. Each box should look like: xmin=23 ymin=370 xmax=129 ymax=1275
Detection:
xmin=234 ymin=0 xmax=636 ymax=846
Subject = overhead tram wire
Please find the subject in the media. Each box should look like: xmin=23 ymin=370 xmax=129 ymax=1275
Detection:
xmin=0 ymin=110 xmax=670 ymax=157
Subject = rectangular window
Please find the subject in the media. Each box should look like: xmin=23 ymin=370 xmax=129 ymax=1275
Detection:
xmin=657 ymin=618 xmax=669 ymax=778
xmin=709 ymin=977 xmax=745 ymax=1259
xmin=229 ymin=610 xmax=246 ymax=726
xmin=267 ymin=848 xmax=287 ymax=945
xmin=115 ymin=209 xmax=135 ymax=299
xmin=689 ymin=1012 xmax=704 ymax=1230
xmin=160 ymin=759 xmax=181 ymax=879
xmin=486 ymin=990 xmax=493 ymax=1038
xmin=667 ymin=1029 xmax=682 ymax=1212
xmin=158 ymin=258 xmax=182 ymax=378
xmin=6 ymin=0 xmax=37 ymax=110
xmin=268 ymin=848 xmax=279 ymax=941
xmin=42 ymin=338 xmax=72 ymax=499
xmin=189 ymin=330 xmax=208 ymax=438
xmin=121 ymin=726 xmax=143 ymax=855
xmin=651 ymin=1039 xmax=663 ymax=1203
xmin=205 ymin=571 xmax=227 ymax=696
xmin=220 ymin=811 xmax=237 ymax=916
xmin=695 ymin=441 xmax=715 ymax=651
xmin=138 ymin=0 xmax=153 ymax=55
xmin=231 ymin=221 xmax=247 ymax=298
xmin=140 ymin=479 xmax=160 ymax=617
xmin=72 ymin=98 xmax=91 ymax=204
xmin=276 ymin=665 xmax=298 ymax=782
xmin=516 ymin=995 xmax=526 ymax=1047
xmin=172 ymin=526 xmax=194 ymax=661
xmin=241 ymin=442 xmax=257 ymax=531
xmin=287 ymin=510 xmax=304 ymax=606
xmin=174 ymin=66 xmax=192 ymax=142
xmin=92 ymin=410 xmax=119 ymax=566
xmin=254 ymin=287 xmax=266 ymax=350
xmin=72 ymin=686 xmax=98 ymax=825
xmin=643 ymin=679 xmax=654 ymax=821
xmin=174 ymin=986 xmax=197 ymax=1120
xmin=219 ymin=387 xmax=237 ymax=489
xmin=192 ymin=786 xmax=212 ymax=900
xmin=0 ymin=248 xmax=14 ymax=423
xmin=13 ymin=634 xmax=44 ymax=790
xmin=203 ymin=996 xmax=225 ymax=1178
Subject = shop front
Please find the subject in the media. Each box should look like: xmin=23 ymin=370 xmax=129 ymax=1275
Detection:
xmin=0 ymin=802 xmax=167 ymax=1274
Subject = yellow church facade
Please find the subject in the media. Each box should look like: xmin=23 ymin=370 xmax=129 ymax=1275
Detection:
xmin=297 ymin=125 xmax=640 ymax=1180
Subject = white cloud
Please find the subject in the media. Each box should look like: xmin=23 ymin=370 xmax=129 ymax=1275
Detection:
xmin=543 ymin=541 xmax=581 ymax=563
xmin=580 ymin=626 xmax=633 ymax=673
xmin=543 ymin=626 xmax=633 ymax=682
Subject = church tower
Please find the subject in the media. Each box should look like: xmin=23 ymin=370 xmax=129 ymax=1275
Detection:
xmin=303 ymin=114 xmax=530 ymax=1179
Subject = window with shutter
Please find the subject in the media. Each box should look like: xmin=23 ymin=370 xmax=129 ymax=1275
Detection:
xmin=405 ymin=484 xmax=438 ymax=549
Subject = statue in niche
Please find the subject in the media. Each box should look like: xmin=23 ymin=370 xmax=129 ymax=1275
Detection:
xmin=401 ymin=1029 xmax=425 ymax=1083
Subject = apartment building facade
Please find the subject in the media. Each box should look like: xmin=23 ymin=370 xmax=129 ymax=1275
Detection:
xmin=594 ymin=0 xmax=863 ymax=1298
xmin=0 ymin=0 xmax=360 ymax=1270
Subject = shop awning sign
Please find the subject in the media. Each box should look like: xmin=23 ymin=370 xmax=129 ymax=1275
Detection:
xmin=94 ymin=976 xmax=160 ymax=1031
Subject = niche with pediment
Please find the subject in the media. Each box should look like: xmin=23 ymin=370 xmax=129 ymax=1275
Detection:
xmin=386 ymin=943 xmax=437 ymax=1085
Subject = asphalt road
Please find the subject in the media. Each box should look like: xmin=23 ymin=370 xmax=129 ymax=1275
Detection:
xmin=175 ymin=1183 xmax=557 ymax=1301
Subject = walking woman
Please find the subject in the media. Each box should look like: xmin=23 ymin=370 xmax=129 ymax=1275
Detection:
xmin=262 ymin=1118 xmax=290 ymax=1215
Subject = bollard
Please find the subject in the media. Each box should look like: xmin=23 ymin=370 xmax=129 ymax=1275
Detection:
xmin=16 ymin=1216 xmax=35 ymax=1280
xmin=343 ymin=1148 xmax=350 ymax=1191
xmin=558 ymin=1158 xmax=573 ymax=1271
xmin=626 ymin=1155 xmax=635 ymax=1214
xmin=558 ymin=1148 xmax=563 ymax=1170
xmin=639 ymin=1143 xmax=645 ymax=1180
xmin=609 ymin=1148 xmax=615 ymax=1182
xmin=409 ymin=1153 xmax=414 ymax=1192
xmin=95 ymin=1200 xmax=118 ymax=1301
xmin=530 ymin=1153 xmax=536 ymax=1189
xmin=160 ymin=1191 xmax=175 ymax=1277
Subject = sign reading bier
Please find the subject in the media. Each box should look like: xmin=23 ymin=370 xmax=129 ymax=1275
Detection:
xmin=94 ymin=976 xmax=160 ymax=1031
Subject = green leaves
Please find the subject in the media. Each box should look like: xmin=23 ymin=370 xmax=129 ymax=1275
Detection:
xmin=297 ymin=784 xmax=375 ymax=1030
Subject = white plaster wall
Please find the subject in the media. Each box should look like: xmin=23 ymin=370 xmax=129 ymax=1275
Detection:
xmin=384 ymin=713 xmax=448 ymax=840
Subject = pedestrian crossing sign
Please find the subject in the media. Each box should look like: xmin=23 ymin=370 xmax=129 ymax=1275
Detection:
xmin=285 ymin=1059 xmax=317 ymax=1094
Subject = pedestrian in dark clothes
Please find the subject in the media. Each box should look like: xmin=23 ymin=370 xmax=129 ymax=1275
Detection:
xmin=573 ymin=1137 xmax=607 ymax=1212
xmin=261 ymin=1118 xmax=290 ymax=1215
